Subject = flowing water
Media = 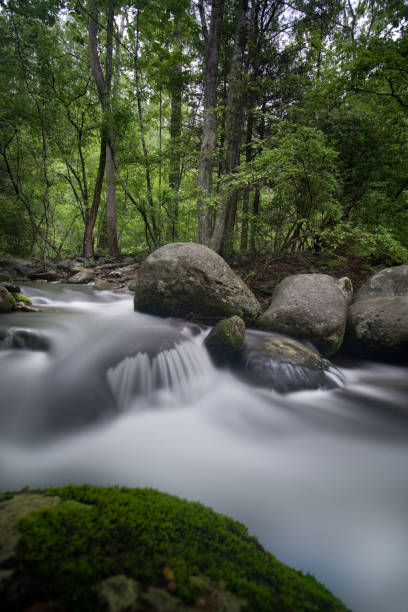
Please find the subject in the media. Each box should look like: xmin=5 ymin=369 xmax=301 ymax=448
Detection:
xmin=0 ymin=283 xmax=407 ymax=612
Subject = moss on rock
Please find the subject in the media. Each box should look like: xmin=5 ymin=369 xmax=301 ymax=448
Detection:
xmin=204 ymin=316 xmax=245 ymax=365
xmin=13 ymin=293 xmax=32 ymax=305
xmin=1 ymin=485 xmax=348 ymax=612
xmin=0 ymin=286 xmax=15 ymax=313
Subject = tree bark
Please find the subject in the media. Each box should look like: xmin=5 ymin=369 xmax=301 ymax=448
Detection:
xmin=211 ymin=0 xmax=248 ymax=254
xmin=88 ymin=0 xmax=120 ymax=257
xmin=197 ymin=0 xmax=225 ymax=245
xmin=83 ymin=136 xmax=106 ymax=257
xmin=167 ymin=32 xmax=183 ymax=242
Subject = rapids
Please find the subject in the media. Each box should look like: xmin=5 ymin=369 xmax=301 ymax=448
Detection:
xmin=0 ymin=283 xmax=407 ymax=612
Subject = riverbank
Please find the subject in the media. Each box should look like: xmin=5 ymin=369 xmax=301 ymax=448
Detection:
xmin=0 ymin=250 xmax=375 ymax=301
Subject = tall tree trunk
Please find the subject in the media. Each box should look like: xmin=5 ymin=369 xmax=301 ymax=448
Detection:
xmin=133 ymin=8 xmax=160 ymax=244
xmin=88 ymin=0 xmax=119 ymax=257
xmin=167 ymin=39 xmax=183 ymax=242
xmin=249 ymin=187 xmax=260 ymax=253
xmin=105 ymin=142 xmax=119 ymax=255
xmin=211 ymin=0 xmax=248 ymax=254
xmin=197 ymin=0 xmax=225 ymax=245
xmin=240 ymin=187 xmax=249 ymax=252
xmin=104 ymin=0 xmax=119 ymax=256
xmin=83 ymin=136 xmax=106 ymax=257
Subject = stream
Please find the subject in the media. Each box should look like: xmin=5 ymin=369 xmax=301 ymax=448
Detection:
xmin=0 ymin=283 xmax=407 ymax=612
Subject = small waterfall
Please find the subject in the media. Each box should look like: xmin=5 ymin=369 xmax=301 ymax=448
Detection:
xmin=106 ymin=340 xmax=214 ymax=410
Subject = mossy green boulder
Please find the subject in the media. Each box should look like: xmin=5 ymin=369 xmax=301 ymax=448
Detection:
xmin=0 ymin=485 xmax=348 ymax=611
xmin=204 ymin=315 xmax=245 ymax=365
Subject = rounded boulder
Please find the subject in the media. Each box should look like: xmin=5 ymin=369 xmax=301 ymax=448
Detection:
xmin=204 ymin=316 xmax=245 ymax=365
xmin=345 ymin=266 xmax=408 ymax=361
xmin=133 ymin=242 xmax=261 ymax=324
xmin=257 ymin=274 xmax=349 ymax=356
xmin=240 ymin=331 xmax=338 ymax=393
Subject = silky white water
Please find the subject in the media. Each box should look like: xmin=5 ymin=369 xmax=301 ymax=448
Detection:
xmin=0 ymin=283 xmax=407 ymax=612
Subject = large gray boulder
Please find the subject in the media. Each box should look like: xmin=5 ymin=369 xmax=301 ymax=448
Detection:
xmin=257 ymin=274 xmax=349 ymax=356
xmin=346 ymin=266 xmax=408 ymax=361
xmin=355 ymin=264 xmax=408 ymax=299
xmin=133 ymin=243 xmax=261 ymax=323
xmin=240 ymin=331 xmax=339 ymax=393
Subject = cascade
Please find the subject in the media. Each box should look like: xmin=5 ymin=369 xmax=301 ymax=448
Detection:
xmin=0 ymin=283 xmax=407 ymax=612
xmin=107 ymin=340 xmax=214 ymax=409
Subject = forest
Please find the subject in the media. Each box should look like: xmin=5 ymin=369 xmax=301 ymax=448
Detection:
xmin=1 ymin=0 xmax=408 ymax=266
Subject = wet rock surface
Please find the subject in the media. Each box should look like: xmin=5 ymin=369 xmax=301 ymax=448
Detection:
xmin=257 ymin=274 xmax=348 ymax=357
xmin=204 ymin=316 xmax=245 ymax=365
xmin=240 ymin=331 xmax=338 ymax=393
xmin=345 ymin=266 xmax=408 ymax=361
xmin=134 ymin=243 xmax=261 ymax=324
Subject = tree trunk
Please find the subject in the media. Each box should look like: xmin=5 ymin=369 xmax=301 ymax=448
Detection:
xmin=83 ymin=136 xmax=106 ymax=258
xmin=104 ymin=0 xmax=119 ymax=256
xmin=105 ymin=142 xmax=119 ymax=255
xmin=211 ymin=0 xmax=248 ymax=254
xmin=197 ymin=0 xmax=225 ymax=245
xmin=133 ymin=8 xmax=160 ymax=245
xmin=167 ymin=54 xmax=183 ymax=242
xmin=250 ymin=188 xmax=260 ymax=253
xmin=240 ymin=187 xmax=249 ymax=252
xmin=88 ymin=0 xmax=119 ymax=257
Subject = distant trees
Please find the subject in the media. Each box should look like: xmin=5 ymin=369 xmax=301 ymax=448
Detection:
xmin=0 ymin=0 xmax=407 ymax=264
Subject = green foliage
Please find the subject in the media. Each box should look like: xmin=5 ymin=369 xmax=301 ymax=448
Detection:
xmin=320 ymin=222 xmax=408 ymax=264
xmin=0 ymin=0 xmax=407 ymax=261
xmin=14 ymin=485 xmax=347 ymax=611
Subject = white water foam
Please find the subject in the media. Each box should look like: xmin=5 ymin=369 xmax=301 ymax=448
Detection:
xmin=106 ymin=340 xmax=215 ymax=410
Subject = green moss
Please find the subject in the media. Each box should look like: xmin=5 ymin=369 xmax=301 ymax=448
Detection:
xmin=9 ymin=292 xmax=17 ymax=309
xmin=343 ymin=279 xmax=352 ymax=292
xmin=9 ymin=485 xmax=347 ymax=612
xmin=14 ymin=293 xmax=32 ymax=305
xmin=205 ymin=317 xmax=245 ymax=365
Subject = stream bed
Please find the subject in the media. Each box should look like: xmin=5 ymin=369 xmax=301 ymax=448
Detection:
xmin=0 ymin=283 xmax=407 ymax=612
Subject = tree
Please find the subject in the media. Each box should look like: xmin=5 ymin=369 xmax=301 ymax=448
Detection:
xmin=196 ymin=0 xmax=225 ymax=245
xmin=88 ymin=0 xmax=120 ymax=256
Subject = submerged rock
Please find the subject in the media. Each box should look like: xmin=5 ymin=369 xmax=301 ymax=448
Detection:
xmin=0 ymin=486 xmax=349 ymax=612
xmin=204 ymin=316 xmax=245 ymax=365
xmin=240 ymin=332 xmax=338 ymax=393
xmin=0 ymin=328 xmax=50 ymax=351
xmin=257 ymin=274 xmax=349 ymax=357
xmin=11 ymin=325 xmax=210 ymax=439
xmin=345 ymin=266 xmax=408 ymax=361
xmin=134 ymin=242 xmax=261 ymax=324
